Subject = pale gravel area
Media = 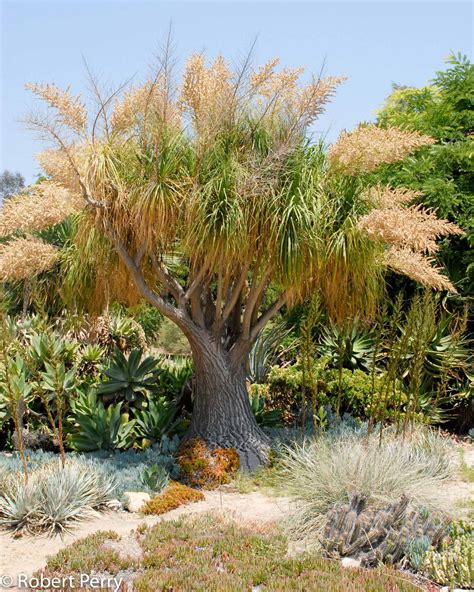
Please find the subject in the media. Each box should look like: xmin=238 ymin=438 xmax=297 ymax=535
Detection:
xmin=0 ymin=491 xmax=291 ymax=586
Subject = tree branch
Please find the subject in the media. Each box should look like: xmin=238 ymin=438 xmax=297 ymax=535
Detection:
xmin=213 ymin=260 xmax=224 ymax=327
xmin=25 ymin=116 xmax=107 ymax=210
xmin=150 ymin=253 xmax=185 ymax=307
xmin=134 ymin=243 xmax=146 ymax=266
xmin=241 ymin=264 xmax=272 ymax=339
xmin=109 ymin=232 xmax=186 ymax=324
xmin=185 ymin=263 xmax=207 ymax=301
xmin=219 ymin=262 xmax=250 ymax=328
xmin=249 ymin=291 xmax=288 ymax=342
xmin=228 ymin=291 xmax=287 ymax=370
xmin=190 ymin=285 xmax=206 ymax=328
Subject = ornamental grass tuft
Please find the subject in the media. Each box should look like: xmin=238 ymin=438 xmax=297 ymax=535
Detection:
xmin=277 ymin=426 xmax=455 ymax=548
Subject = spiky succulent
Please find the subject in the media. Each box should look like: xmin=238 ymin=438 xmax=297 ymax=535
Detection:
xmin=0 ymin=458 xmax=116 ymax=534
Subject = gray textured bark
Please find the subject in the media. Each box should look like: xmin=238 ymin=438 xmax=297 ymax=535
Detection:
xmin=186 ymin=339 xmax=270 ymax=471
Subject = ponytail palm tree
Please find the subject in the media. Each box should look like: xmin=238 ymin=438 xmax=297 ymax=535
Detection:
xmin=0 ymin=53 xmax=462 ymax=468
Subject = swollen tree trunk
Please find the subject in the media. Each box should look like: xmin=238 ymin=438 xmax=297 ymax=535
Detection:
xmin=185 ymin=338 xmax=270 ymax=471
xmin=108 ymin=236 xmax=279 ymax=471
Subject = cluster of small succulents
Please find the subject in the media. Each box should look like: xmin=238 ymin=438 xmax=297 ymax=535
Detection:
xmin=422 ymin=520 xmax=473 ymax=589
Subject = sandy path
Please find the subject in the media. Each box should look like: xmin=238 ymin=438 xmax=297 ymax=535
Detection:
xmin=446 ymin=441 xmax=474 ymax=515
xmin=0 ymin=491 xmax=291 ymax=585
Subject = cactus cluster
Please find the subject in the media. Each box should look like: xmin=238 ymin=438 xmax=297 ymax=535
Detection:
xmin=322 ymin=494 xmax=447 ymax=566
xmin=422 ymin=520 xmax=473 ymax=588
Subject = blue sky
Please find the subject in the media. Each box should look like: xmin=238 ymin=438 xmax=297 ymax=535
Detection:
xmin=1 ymin=1 xmax=472 ymax=183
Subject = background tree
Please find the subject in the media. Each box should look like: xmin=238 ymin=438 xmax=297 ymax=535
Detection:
xmin=0 ymin=53 xmax=462 ymax=468
xmin=0 ymin=170 xmax=25 ymax=202
xmin=374 ymin=53 xmax=474 ymax=296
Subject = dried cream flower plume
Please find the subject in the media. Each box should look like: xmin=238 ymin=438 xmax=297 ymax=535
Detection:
xmin=383 ymin=248 xmax=456 ymax=292
xmin=36 ymin=148 xmax=86 ymax=195
xmin=358 ymin=204 xmax=463 ymax=254
xmin=25 ymin=82 xmax=87 ymax=133
xmin=111 ymin=76 xmax=180 ymax=132
xmin=363 ymin=185 xmax=422 ymax=209
xmin=358 ymin=185 xmax=464 ymax=292
xmin=329 ymin=124 xmax=435 ymax=175
xmin=180 ymin=53 xmax=233 ymax=136
xmin=250 ymin=58 xmax=346 ymax=126
xmin=0 ymin=236 xmax=59 ymax=281
xmin=0 ymin=182 xmax=82 ymax=237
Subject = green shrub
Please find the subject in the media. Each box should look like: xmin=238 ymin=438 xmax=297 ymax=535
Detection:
xmin=265 ymin=360 xmax=408 ymax=424
xmin=265 ymin=363 xmax=305 ymax=423
xmin=141 ymin=463 xmax=169 ymax=493
xmin=155 ymin=318 xmax=191 ymax=356
xmin=128 ymin=303 xmax=163 ymax=343
xmin=324 ymin=368 xmax=406 ymax=419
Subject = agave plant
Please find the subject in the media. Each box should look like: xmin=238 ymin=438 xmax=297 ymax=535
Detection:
xmin=0 ymin=354 xmax=33 ymax=425
xmin=396 ymin=297 xmax=470 ymax=379
xmin=109 ymin=314 xmax=147 ymax=351
xmin=0 ymin=354 xmax=34 ymax=478
xmin=97 ymin=347 xmax=161 ymax=404
xmin=319 ymin=322 xmax=375 ymax=372
xmin=26 ymin=330 xmax=78 ymax=370
xmin=141 ymin=463 xmax=169 ymax=493
xmin=134 ymin=397 xmax=183 ymax=446
xmin=156 ymin=358 xmax=194 ymax=399
xmin=38 ymin=359 xmax=78 ymax=463
xmin=0 ymin=458 xmax=116 ymax=534
xmin=77 ymin=343 xmax=105 ymax=377
xmin=249 ymin=390 xmax=282 ymax=427
xmin=247 ymin=320 xmax=295 ymax=384
xmin=422 ymin=318 xmax=470 ymax=393
xmin=67 ymin=389 xmax=136 ymax=451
